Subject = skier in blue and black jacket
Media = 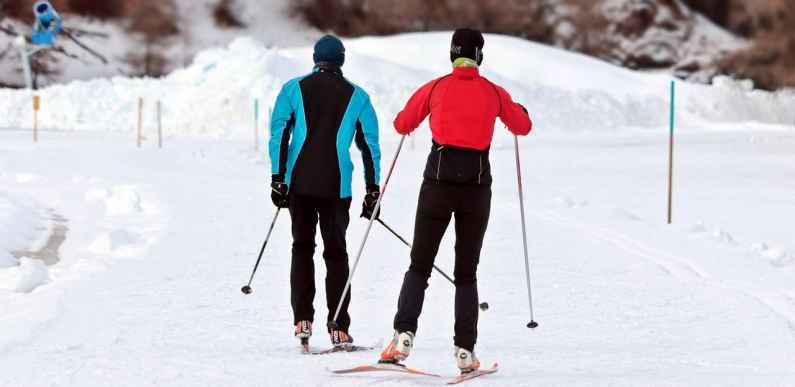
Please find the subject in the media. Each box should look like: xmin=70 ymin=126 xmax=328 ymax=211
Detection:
xmin=268 ymin=35 xmax=381 ymax=349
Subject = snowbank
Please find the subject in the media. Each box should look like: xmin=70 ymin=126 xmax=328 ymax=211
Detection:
xmin=0 ymin=192 xmax=50 ymax=293
xmin=0 ymin=33 xmax=793 ymax=138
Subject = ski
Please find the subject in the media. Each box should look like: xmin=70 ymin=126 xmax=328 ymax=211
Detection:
xmin=330 ymin=362 xmax=441 ymax=377
xmin=306 ymin=344 xmax=376 ymax=355
xmin=447 ymin=363 xmax=499 ymax=385
xmin=300 ymin=338 xmax=378 ymax=355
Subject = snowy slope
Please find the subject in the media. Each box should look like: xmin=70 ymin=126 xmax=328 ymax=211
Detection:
xmin=1 ymin=32 xmax=795 ymax=386
xmin=1 ymin=33 xmax=793 ymax=139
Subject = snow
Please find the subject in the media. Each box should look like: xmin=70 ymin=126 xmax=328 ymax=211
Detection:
xmin=1 ymin=33 xmax=794 ymax=140
xmin=0 ymin=191 xmax=46 ymax=272
xmin=0 ymin=193 xmax=50 ymax=293
xmin=0 ymin=257 xmax=50 ymax=293
xmin=1 ymin=31 xmax=795 ymax=386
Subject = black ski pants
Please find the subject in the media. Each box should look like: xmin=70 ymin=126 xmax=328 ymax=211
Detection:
xmin=289 ymin=194 xmax=353 ymax=332
xmin=393 ymin=179 xmax=491 ymax=351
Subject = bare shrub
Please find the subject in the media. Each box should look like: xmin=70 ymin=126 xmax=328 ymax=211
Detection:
xmin=0 ymin=0 xmax=33 ymax=19
xmin=67 ymin=0 xmax=124 ymax=19
xmin=126 ymin=0 xmax=179 ymax=77
xmin=213 ymin=0 xmax=245 ymax=29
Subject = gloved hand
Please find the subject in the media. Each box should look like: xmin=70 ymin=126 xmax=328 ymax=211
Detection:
xmin=270 ymin=176 xmax=289 ymax=208
xmin=360 ymin=187 xmax=381 ymax=220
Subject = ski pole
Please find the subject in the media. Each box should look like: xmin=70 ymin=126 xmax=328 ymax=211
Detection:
xmin=376 ymin=218 xmax=489 ymax=311
xmin=328 ymin=136 xmax=406 ymax=329
xmin=241 ymin=208 xmax=282 ymax=295
xmin=514 ymin=135 xmax=539 ymax=329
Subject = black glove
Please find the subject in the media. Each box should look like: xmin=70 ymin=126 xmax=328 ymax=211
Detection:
xmin=360 ymin=187 xmax=381 ymax=220
xmin=270 ymin=176 xmax=289 ymax=208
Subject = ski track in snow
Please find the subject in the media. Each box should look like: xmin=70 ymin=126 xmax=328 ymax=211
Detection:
xmin=1 ymin=130 xmax=794 ymax=386
xmin=534 ymin=208 xmax=795 ymax=334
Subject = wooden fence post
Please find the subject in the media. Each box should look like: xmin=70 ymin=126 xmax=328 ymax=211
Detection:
xmin=32 ymin=95 xmax=40 ymax=143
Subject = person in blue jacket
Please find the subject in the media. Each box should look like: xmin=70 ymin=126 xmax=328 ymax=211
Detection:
xmin=269 ymin=35 xmax=381 ymax=349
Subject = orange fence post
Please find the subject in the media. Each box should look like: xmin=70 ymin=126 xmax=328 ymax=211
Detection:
xmin=33 ymin=95 xmax=40 ymax=143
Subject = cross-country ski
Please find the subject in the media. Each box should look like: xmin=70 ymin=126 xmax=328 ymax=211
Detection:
xmin=301 ymin=339 xmax=378 ymax=355
xmin=2 ymin=1 xmax=795 ymax=386
xmin=447 ymin=363 xmax=499 ymax=385
xmin=330 ymin=362 xmax=441 ymax=378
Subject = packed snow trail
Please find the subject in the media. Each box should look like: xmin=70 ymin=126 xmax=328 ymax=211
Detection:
xmin=1 ymin=128 xmax=794 ymax=386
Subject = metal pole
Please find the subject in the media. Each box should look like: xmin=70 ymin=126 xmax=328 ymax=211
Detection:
xmin=376 ymin=217 xmax=491 ymax=311
xmin=329 ymin=136 xmax=407 ymax=329
xmin=667 ymin=81 xmax=676 ymax=225
xmin=514 ymin=136 xmax=538 ymax=329
xmin=18 ymin=42 xmax=34 ymax=90
xmin=241 ymin=208 xmax=282 ymax=294
xmin=375 ymin=218 xmax=456 ymax=285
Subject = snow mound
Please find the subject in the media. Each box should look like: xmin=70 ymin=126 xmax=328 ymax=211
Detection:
xmin=0 ymin=193 xmax=44 ymax=268
xmin=1 ymin=33 xmax=793 ymax=138
xmin=0 ymin=257 xmax=50 ymax=293
xmin=752 ymin=243 xmax=793 ymax=267
xmin=0 ymin=253 xmax=16 ymax=269
xmin=15 ymin=174 xmax=43 ymax=184
xmin=86 ymin=186 xmax=144 ymax=216
xmin=88 ymin=229 xmax=142 ymax=256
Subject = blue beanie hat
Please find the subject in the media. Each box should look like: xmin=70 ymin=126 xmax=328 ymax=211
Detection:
xmin=313 ymin=35 xmax=345 ymax=67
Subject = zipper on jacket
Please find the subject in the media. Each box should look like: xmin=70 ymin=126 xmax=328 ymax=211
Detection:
xmin=478 ymin=154 xmax=483 ymax=184
xmin=436 ymin=145 xmax=444 ymax=180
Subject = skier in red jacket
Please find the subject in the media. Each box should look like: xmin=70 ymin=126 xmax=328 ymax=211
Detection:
xmin=380 ymin=28 xmax=532 ymax=373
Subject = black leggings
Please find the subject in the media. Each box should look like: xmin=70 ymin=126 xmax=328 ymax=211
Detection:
xmin=289 ymin=194 xmax=352 ymax=332
xmin=393 ymin=179 xmax=491 ymax=351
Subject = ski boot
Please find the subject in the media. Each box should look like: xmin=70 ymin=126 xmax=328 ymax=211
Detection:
xmin=379 ymin=331 xmax=414 ymax=364
xmin=330 ymin=329 xmax=353 ymax=348
xmin=295 ymin=320 xmax=312 ymax=349
xmin=454 ymin=347 xmax=481 ymax=374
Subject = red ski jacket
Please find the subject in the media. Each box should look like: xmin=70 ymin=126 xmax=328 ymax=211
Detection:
xmin=394 ymin=67 xmax=532 ymax=150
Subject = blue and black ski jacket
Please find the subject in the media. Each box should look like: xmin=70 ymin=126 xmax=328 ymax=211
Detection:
xmin=269 ymin=65 xmax=381 ymax=199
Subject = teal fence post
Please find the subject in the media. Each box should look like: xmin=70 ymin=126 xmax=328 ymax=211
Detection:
xmin=667 ymin=81 xmax=676 ymax=224
xmin=254 ymin=99 xmax=260 ymax=151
